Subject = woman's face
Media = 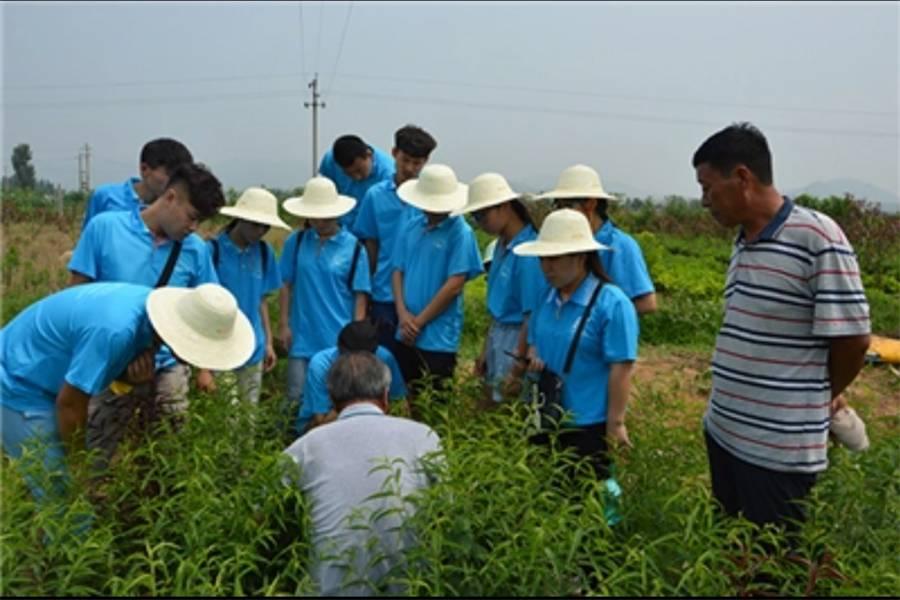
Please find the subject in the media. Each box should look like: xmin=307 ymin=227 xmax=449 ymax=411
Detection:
xmin=308 ymin=217 xmax=339 ymax=236
xmin=539 ymin=253 xmax=585 ymax=290
xmin=234 ymin=220 xmax=270 ymax=245
xmin=471 ymin=204 xmax=503 ymax=236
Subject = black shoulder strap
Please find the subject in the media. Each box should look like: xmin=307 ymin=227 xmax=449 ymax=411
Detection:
xmin=562 ymin=279 xmax=604 ymax=374
xmin=293 ymin=227 xmax=307 ymax=270
xmin=260 ymin=241 xmax=269 ymax=276
xmin=348 ymin=240 xmax=363 ymax=289
xmin=155 ymin=241 xmax=183 ymax=288
xmin=210 ymin=239 xmax=220 ymax=268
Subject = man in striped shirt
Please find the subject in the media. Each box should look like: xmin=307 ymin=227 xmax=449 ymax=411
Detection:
xmin=693 ymin=123 xmax=871 ymax=533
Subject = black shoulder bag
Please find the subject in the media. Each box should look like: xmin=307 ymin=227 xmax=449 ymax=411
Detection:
xmin=534 ymin=280 xmax=604 ymax=432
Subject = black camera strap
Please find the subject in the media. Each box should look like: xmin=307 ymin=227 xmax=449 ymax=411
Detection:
xmin=154 ymin=241 xmax=183 ymax=288
xmin=561 ymin=279 xmax=604 ymax=375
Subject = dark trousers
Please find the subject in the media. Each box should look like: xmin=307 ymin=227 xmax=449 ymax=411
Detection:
xmin=392 ymin=343 xmax=457 ymax=399
xmin=705 ymin=430 xmax=817 ymax=533
xmin=531 ymin=423 xmax=610 ymax=480
xmin=370 ymin=301 xmax=400 ymax=353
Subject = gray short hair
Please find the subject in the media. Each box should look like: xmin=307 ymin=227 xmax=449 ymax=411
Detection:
xmin=327 ymin=352 xmax=392 ymax=408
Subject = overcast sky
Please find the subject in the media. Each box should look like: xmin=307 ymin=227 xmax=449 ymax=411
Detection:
xmin=3 ymin=1 xmax=898 ymax=205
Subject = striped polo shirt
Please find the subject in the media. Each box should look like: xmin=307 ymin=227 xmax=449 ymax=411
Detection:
xmin=704 ymin=198 xmax=870 ymax=474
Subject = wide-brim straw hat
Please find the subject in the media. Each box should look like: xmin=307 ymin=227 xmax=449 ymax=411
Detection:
xmin=452 ymin=172 xmax=520 ymax=217
xmin=830 ymin=407 xmax=870 ymax=452
xmin=513 ymin=208 xmax=608 ymax=257
xmin=219 ymin=187 xmax=291 ymax=230
xmin=397 ymin=164 xmax=468 ymax=213
xmin=147 ymin=284 xmax=255 ymax=371
xmin=283 ymin=176 xmax=356 ymax=219
xmin=535 ymin=164 xmax=618 ymax=201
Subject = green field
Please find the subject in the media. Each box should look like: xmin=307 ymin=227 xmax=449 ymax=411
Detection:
xmin=1 ymin=192 xmax=898 ymax=596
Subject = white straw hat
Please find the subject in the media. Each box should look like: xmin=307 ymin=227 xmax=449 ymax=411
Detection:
xmin=830 ymin=407 xmax=870 ymax=452
xmin=535 ymin=164 xmax=618 ymax=201
xmin=513 ymin=209 xmax=608 ymax=257
xmin=147 ymin=284 xmax=255 ymax=371
xmin=452 ymin=172 xmax=520 ymax=217
xmin=397 ymin=164 xmax=468 ymax=213
xmin=283 ymin=176 xmax=356 ymax=219
xmin=219 ymin=187 xmax=291 ymax=231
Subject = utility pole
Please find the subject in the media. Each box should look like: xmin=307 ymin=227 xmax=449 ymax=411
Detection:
xmin=78 ymin=143 xmax=91 ymax=192
xmin=304 ymin=74 xmax=325 ymax=178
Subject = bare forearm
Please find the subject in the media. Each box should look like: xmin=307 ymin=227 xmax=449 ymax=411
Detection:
xmin=417 ymin=275 xmax=466 ymax=326
xmin=56 ymin=383 xmax=90 ymax=451
xmin=354 ymin=293 xmax=368 ymax=320
xmin=392 ymin=271 xmax=408 ymax=314
xmin=279 ymin=286 xmax=291 ymax=327
xmin=633 ymin=293 xmax=657 ymax=316
xmin=829 ymin=334 xmax=870 ymax=399
xmin=606 ymin=362 xmax=634 ymax=426
xmin=260 ymin=300 xmax=274 ymax=344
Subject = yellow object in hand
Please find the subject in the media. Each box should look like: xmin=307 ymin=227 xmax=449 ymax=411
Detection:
xmin=110 ymin=380 xmax=134 ymax=396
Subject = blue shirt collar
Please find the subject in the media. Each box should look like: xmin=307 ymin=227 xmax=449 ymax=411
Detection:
xmin=337 ymin=402 xmax=385 ymax=420
xmin=552 ymin=273 xmax=600 ymax=308
xmin=739 ymin=196 xmax=794 ymax=243
xmin=307 ymin=225 xmax=347 ymax=243
xmin=505 ymin=223 xmax=537 ymax=249
xmin=418 ymin=212 xmax=455 ymax=232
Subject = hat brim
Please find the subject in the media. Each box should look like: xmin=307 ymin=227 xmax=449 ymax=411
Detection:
xmin=534 ymin=188 xmax=619 ymax=202
xmin=451 ymin=192 xmax=521 ymax=217
xmin=513 ymin=239 xmax=607 ymax=257
xmin=219 ymin=206 xmax=292 ymax=231
xmin=397 ymin=180 xmax=468 ymax=214
xmin=282 ymin=195 xmax=357 ymax=219
xmin=146 ymin=287 xmax=256 ymax=371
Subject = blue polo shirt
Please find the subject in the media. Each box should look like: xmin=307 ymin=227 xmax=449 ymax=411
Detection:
xmin=351 ymin=178 xmax=414 ymax=303
xmin=0 ymin=283 xmax=154 ymax=413
xmin=279 ymin=227 xmax=372 ymax=359
xmin=595 ymin=219 xmax=655 ymax=301
xmin=68 ymin=207 xmax=218 ymax=370
xmin=82 ymin=177 xmax=142 ymax=230
xmin=295 ymin=346 xmax=407 ymax=433
xmin=391 ymin=213 xmax=484 ymax=353
xmin=487 ymin=224 xmax=548 ymax=324
xmin=208 ymin=233 xmax=281 ymax=367
xmin=528 ymin=275 xmax=638 ymax=426
xmin=318 ymin=146 xmax=395 ymax=228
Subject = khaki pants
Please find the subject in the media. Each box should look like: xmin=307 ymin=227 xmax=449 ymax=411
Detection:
xmin=86 ymin=364 xmax=190 ymax=465
xmin=221 ymin=362 xmax=263 ymax=405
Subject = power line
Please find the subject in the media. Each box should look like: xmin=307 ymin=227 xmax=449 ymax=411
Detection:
xmin=315 ymin=0 xmax=325 ymax=75
xmin=326 ymin=88 xmax=900 ymax=140
xmin=328 ymin=72 xmax=897 ymax=119
xmin=2 ymin=71 xmax=894 ymax=118
xmin=1 ymin=88 xmax=307 ymax=109
xmin=298 ymin=2 xmax=307 ymax=80
xmin=323 ymin=1 xmax=353 ymax=95
xmin=2 ymin=84 xmax=896 ymax=140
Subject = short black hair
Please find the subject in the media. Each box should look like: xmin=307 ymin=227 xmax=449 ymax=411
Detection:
xmin=164 ymin=162 xmax=225 ymax=221
xmin=395 ymin=124 xmax=437 ymax=159
xmin=332 ymin=135 xmax=370 ymax=168
xmin=337 ymin=320 xmax=378 ymax=354
xmin=139 ymin=138 xmax=193 ymax=173
xmin=692 ymin=122 xmax=773 ymax=186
